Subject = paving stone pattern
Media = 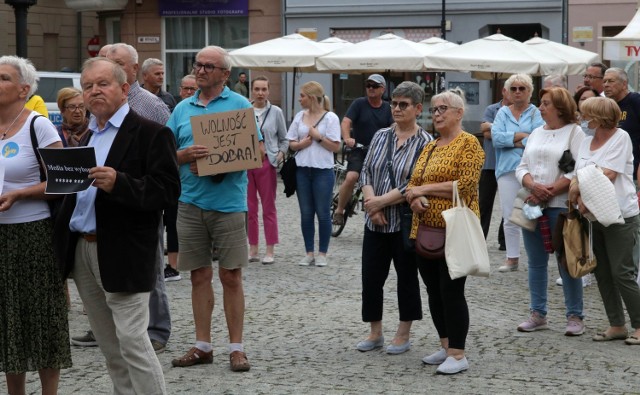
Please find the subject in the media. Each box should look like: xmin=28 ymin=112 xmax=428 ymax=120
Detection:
xmin=5 ymin=179 xmax=640 ymax=394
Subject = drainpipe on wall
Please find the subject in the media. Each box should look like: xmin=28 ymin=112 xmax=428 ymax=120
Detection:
xmin=76 ymin=11 xmax=82 ymax=71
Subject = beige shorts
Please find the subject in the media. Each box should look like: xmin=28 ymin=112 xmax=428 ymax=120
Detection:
xmin=176 ymin=202 xmax=248 ymax=271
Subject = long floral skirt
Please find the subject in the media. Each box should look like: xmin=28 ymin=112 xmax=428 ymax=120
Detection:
xmin=0 ymin=218 xmax=72 ymax=374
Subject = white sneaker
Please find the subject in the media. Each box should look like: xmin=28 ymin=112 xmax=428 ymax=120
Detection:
xmin=436 ymin=356 xmax=469 ymax=375
xmin=422 ymin=348 xmax=447 ymax=365
xmin=556 ymin=277 xmax=563 ymax=286
xmin=315 ymin=255 xmax=328 ymax=267
xmin=298 ymin=255 xmax=314 ymax=266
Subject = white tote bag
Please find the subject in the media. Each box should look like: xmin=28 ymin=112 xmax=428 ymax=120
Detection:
xmin=442 ymin=180 xmax=490 ymax=280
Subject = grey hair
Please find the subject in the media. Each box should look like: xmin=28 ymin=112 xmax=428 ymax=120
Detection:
xmin=605 ymin=67 xmax=628 ymax=83
xmin=81 ymin=57 xmax=127 ymax=86
xmin=544 ymin=74 xmax=567 ymax=88
xmin=181 ymin=74 xmax=196 ymax=84
xmin=109 ymin=43 xmax=139 ymax=64
xmin=391 ymin=81 xmax=424 ymax=105
xmin=504 ymin=73 xmax=534 ymax=101
xmin=431 ymin=89 xmax=466 ymax=112
xmin=0 ymin=55 xmax=38 ymax=97
xmin=197 ymin=46 xmax=232 ymax=71
xmin=141 ymin=58 xmax=163 ymax=75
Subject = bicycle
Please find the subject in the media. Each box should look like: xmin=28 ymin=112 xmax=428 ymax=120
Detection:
xmin=330 ymin=144 xmax=366 ymax=237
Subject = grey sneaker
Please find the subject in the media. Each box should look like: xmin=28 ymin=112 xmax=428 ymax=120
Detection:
xmin=71 ymin=330 xmax=97 ymax=347
xmin=315 ymin=255 xmax=328 ymax=267
xmin=298 ymin=255 xmax=314 ymax=266
xmin=517 ymin=312 xmax=548 ymax=332
xmin=565 ymin=316 xmax=585 ymax=336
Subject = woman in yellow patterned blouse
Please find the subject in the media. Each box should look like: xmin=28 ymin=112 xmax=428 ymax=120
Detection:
xmin=405 ymin=90 xmax=484 ymax=375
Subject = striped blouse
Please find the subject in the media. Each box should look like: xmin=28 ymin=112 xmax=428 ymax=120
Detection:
xmin=361 ymin=126 xmax=433 ymax=233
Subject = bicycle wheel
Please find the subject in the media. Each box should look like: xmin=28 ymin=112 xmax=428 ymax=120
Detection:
xmin=331 ymin=192 xmax=347 ymax=237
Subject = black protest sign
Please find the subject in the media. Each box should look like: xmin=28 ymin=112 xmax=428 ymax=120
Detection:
xmin=190 ymin=107 xmax=262 ymax=176
xmin=38 ymin=147 xmax=96 ymax=194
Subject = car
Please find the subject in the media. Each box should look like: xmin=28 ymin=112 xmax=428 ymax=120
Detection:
xmin=36 ymin=71 xmax=82 ymax=126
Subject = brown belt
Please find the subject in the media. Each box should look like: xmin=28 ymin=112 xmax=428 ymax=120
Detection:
xmin=81 ymin=233 xmax=97 ymax=243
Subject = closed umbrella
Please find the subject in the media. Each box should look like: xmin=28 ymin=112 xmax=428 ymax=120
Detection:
xmin=423 ymin=33 xmax=568 ymax=79
xmin=524 ymin=37 xmax=599 ymax=75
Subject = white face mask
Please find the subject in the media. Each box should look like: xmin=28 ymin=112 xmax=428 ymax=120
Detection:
xmin=580 ymin=119 xmax=596 ymax=136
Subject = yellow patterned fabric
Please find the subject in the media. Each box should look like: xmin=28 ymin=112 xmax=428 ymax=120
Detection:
xmin=407 ymin=131 xmax=484 ymax=237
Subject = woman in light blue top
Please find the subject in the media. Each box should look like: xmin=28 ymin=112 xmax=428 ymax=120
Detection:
xmin=492 ymin=74 xmax=544 ymax=272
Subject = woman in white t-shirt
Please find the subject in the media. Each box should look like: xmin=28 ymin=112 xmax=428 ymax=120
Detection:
xmin=286 ymin=81 xmax=340 ymax=267
xmin=569 ymin=96 xmax=640 ymax=345
xmin=0 ymin=56 xmax=68 ymax=394
xmin=515 ymin=87 xmax=586 ymax=335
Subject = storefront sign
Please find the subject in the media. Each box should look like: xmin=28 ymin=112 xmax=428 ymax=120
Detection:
xmin=572 ymin=27 xmax=593 ymax=43
xmin=190 ymin=108 xmax=261 ymax=175
xmin=159 ymin=0 xmax=248 ymax=16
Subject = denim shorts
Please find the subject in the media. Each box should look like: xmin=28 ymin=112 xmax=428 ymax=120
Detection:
xmin=176 ymin=202 xmax=248 ymax=271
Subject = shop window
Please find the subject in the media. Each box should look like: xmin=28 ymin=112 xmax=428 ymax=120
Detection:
xmin=164 ymin=16 xmax=248 ymax=97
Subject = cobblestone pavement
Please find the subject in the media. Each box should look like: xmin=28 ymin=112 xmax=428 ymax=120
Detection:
xmin=6 ymin=179 xmax=640 ymax=394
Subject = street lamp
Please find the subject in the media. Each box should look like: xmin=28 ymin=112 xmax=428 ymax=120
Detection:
xmin=5 ymin=0 xmax=37 ymax=58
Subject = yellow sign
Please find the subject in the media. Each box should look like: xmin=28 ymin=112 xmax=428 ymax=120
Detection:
xmin=572 ymin=26 xmax=593 ymax=43
xmin=190 ymin=108 xmax=262 ymax=176
xmin=297 ymin=28 xmax=318 ymax=41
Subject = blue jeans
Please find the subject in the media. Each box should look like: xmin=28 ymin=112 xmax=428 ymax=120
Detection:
xmin=522 ymin=207 xmax=583 ymax=319
xmin=295 ymin=166 xmax=334 ymax=254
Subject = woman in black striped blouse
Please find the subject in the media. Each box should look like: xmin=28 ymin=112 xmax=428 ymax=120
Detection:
xmin=355 ymin=81 xmax=433 ymax=355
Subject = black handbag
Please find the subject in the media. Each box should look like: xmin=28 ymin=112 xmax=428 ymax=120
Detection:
xmin=279 ymin=151 xmax=297 ymax=198
xmin=558 ymin=125 xmax=577 ymax=173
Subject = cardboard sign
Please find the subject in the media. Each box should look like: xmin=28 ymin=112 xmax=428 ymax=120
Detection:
xmin=38 ymin=147 xmax=96 ymax=194
xmin=190 ymin=108 xmax=261 ymax=176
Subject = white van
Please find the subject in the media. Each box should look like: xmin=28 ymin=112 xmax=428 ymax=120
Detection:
xmin=35 ymin=71 xmax=82 ymax=126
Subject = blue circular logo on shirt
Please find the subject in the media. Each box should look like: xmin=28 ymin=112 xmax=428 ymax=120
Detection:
xmin=2 ymin=142 xmax=19 ymax=158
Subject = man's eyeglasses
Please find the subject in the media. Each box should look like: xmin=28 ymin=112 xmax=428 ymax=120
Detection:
xmin=181 ymin=86 xmax=197 ymax=91
xmin=65 ymin=104 xmax=85 ymax=112
xmin=509 ymin=86 xmax=527 ymax=92
xmin=428 ymin=105 xmax=458 ymax=115
xmin=366 ymin=83 xmax=382 ymax=89
xmin=390 ymin=101 xmax=413 ymax=111
xmin=192 ymin=62 xmax=223 ymax=73
xmin=582 ymin=74 xmax=603 ymax=80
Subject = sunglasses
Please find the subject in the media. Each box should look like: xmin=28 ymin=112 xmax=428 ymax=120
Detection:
xmin=428 ymin=105 xmax=458 ymax=115
xmin=510 ymin=86 xmax=527 ymax=92
xmin=509 ymin=86 xmax=527 ymax=92
xmin=366 ymin=83 xmax=382 ymax=89
xmin=390 ymin=101 xmax=412 ymax=111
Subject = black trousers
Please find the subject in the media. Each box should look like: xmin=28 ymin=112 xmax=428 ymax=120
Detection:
xmin=417 ymin=255 xmax=469 ymax=350
xmin=479 ymin=168 xmax=505 ymax=245
xmin=361 ymin=227 xmax=423 ymax=322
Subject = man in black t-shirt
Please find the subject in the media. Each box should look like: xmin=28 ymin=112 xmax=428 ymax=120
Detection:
xmin=333 ymin=74 xmax=394 ymax=225
xmin=603 ymin=67 xmax=640 ymax=178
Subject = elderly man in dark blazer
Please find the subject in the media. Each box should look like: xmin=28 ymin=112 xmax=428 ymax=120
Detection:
xmin=54 ymin=57 xmax=180 ymax=394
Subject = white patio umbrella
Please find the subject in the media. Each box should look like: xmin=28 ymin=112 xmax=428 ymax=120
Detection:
xmin=523 ymin=37 xmax=599 ymax=75
xmin=423 ymin=33 xmax=568 ymax=79
xmin=229 ymin=34 xmax=343 ymax=119
xmin=316 ymin=33 xmax=441 ymax=73
xmin=417 ymin=36 xmax=459 ymax=53
xmin=229 ymin=33 xmax=329 ymax=72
